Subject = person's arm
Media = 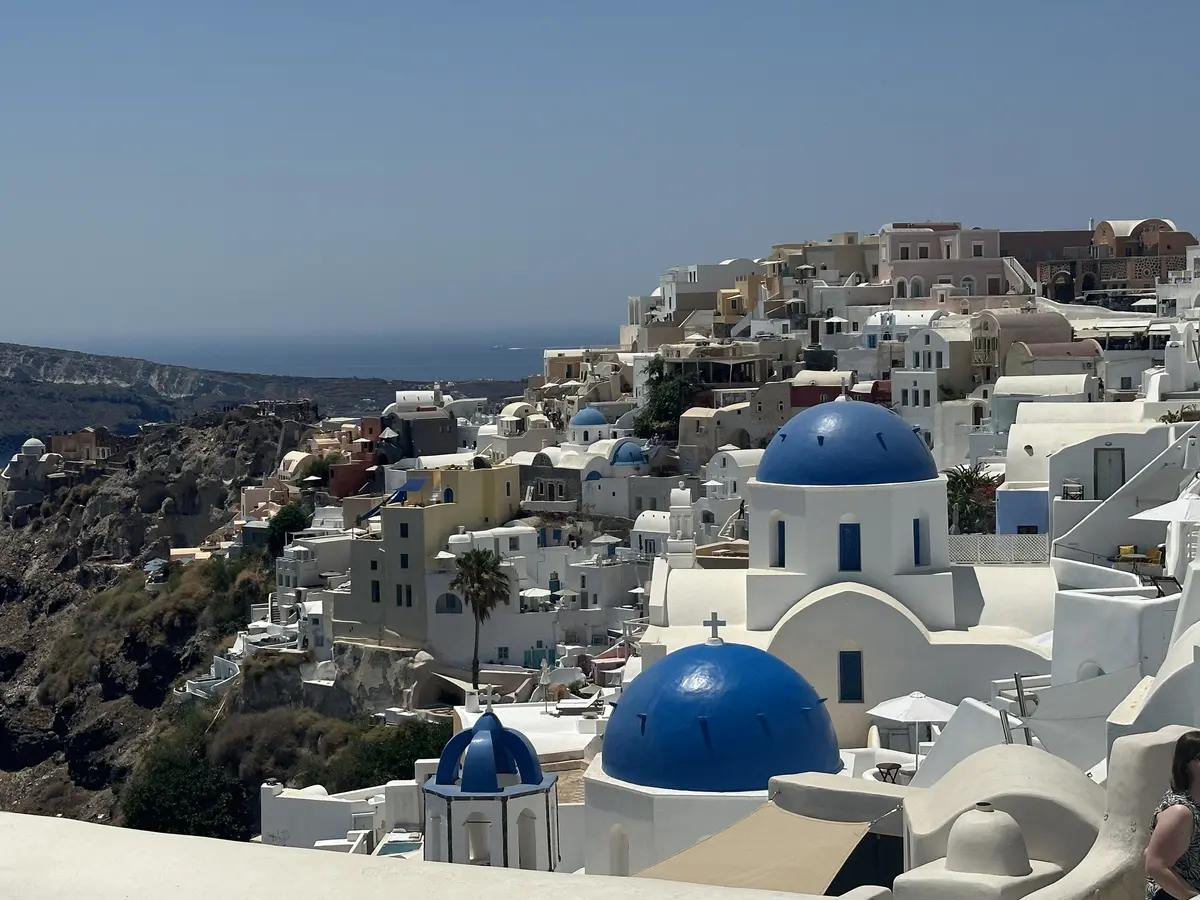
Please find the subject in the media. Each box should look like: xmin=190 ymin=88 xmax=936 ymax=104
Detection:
xmin=1147 ymin=804 xmax=1198 ymax=900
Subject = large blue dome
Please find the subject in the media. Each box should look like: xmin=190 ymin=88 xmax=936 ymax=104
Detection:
xmin=757 ymin=400 xmax=938 ymax=486
xmin=602 ymin=640 xmax=841 ymax=792
xmin=569 ymin=406 xmax=607 ymax=427
xmin=611 ymin=440 xmax=646 ymax=466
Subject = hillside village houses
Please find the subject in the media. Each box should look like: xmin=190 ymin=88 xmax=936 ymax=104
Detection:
xmin=47 ymin=213 xmax=1200 ymax=898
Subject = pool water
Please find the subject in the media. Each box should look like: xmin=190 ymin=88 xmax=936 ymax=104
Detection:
xmin=377 ymin=840 xmax=423 ymax=856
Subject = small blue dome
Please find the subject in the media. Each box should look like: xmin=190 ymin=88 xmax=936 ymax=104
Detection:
xmin=602 ymin=641 xmax=841 ymax=792
xmin=612 ymin=441 xmax=646 ymax=466
xmin=433 ymin=710 xmax=544 ymax=793
xmin=757 ymin=401 xmax=937 ymax=486
xmin=569 ymin=406 xmax=607 ymax=427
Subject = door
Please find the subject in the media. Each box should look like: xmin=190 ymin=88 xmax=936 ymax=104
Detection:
xmin=1094 ymin=448 xmax=1126 ymax=501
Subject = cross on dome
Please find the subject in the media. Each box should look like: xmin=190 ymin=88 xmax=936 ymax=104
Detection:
xmin=704 ymin=612 xmax=727 ymax=644
xmin=483 ymin=684 xmax=495 ymax=711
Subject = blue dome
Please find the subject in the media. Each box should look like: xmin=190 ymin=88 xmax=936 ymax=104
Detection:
xmin=602 ymin=641 xmax=841 ymax=792
xmin=569 ymin=406 xmax=607 ymax=427
xmin=757 ymin=400 xmax=938 ymax=486
xmin=612 ymin=441 xmax=646 ymax=466
xmin=433 ymin=710 xmax=544 ymax=793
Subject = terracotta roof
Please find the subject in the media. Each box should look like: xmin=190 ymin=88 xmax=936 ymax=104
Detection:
xmin=1021 ymin=341 xmax=1101 ymax=358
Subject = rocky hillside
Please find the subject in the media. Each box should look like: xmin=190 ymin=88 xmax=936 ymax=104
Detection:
xmin=0 ymin=412 xmax=299 ymax=820
xmin=0 ymin=341 xmax=525 ymax=458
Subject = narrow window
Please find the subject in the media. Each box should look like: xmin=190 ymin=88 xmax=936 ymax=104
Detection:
xmin=400 ymin=522 xmax=409 ymax=539
xmin=913 ymin=518 xmax=922 ymax=567
xmin=838 ymin=523 xmax=861 ymax=572
xmin=400 ymin=553 xmax=409 ymax=569
xmin=838 ymin=650 xmax=864 ymax=703
xmin=371 ymin=580 xmax=380 ymax=603
xmin=775 ymin=519 xmax=786 ymax=567
xmin=406 ymin=585 xmax=413 ymax=606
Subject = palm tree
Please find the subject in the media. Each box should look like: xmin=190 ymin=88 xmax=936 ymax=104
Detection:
xmin=944 ymin=463 xmax=1001 ymax=534
xmin=449 ymin=549 xmax=512 ymax=688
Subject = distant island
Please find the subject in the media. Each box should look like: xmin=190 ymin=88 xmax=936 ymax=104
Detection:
xmin=0 ymin=341 xmax=527 ymax=458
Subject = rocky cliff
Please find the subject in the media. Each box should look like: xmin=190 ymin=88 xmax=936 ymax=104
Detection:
xmin=0 ymin=341 xmax=525 ymax=458
xmin=0 ymin=413 xmax=296 ymax=820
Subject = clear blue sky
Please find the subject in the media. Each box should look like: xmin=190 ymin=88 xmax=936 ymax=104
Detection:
xmin=3 ymin=0 xmax=1197 ymax=350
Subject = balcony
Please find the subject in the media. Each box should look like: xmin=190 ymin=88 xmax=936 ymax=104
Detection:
xmin=971 ymin=349 xmax=997 ymax=366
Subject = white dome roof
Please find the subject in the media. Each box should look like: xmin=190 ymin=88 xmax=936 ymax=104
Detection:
xmin=21 ymin=438 xmax=46 ymax=455
xmin=945 ymin=803 xmax=1032 ymax=877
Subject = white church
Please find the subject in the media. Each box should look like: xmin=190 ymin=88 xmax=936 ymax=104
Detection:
xmin=642 ymin=399 xmax=1052 ymax=745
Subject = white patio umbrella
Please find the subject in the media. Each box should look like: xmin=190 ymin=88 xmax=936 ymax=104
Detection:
xmin=866 ymin=691 xmax=957 ymax=769
xmin=702 ymin=479 xmax=723 ymax=487
xmin=1130 ymin=497 xmax=1200 ymax=522
xmin=520 ymin=587 xmax=552 ymax=599
xmin=590 ymin=534 xmax=621 ymax=545
xmin=628 ymin=586 xmax=646 ymax=594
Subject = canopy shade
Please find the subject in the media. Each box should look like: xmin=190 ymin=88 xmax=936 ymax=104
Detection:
xmin=867 ymin=691 xmax=957 ymax=724
xmin=636 ymin=804 xmax=869 ymax=894
xmin=1129 ymin=497 xmax=1200 ymax=522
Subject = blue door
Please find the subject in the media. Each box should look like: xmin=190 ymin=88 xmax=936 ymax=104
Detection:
xmin=838 ymin=523 xmax=861 ymax=572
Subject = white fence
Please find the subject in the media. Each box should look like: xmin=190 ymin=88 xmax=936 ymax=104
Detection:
xmin=949 ymin=533 xmax=1050 ymax=565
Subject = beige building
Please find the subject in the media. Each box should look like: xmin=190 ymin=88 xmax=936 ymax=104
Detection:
xmin=1004 ymin=340 xmax=1102 ymax=379
xmin=336 ymin=465 xmax=521 ymax=647
xmin=971 ymin=308 xmax=1073 ymax=386
xmin=878 ymin=222 xmax=1009 ymax=299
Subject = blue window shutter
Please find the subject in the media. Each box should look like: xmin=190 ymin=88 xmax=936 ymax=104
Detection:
xmin=839 ymin=650 xmax=864 ymax=703
xmin=776 ymin=519 xmax=786 ymax=567
xmin=913 ymin=518 xmax=922 ymax=567
xmin=838 ymin=523 xmax=861 ymax=572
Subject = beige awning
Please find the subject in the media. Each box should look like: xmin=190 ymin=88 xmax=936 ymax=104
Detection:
xmin=635 ymin=803 xmax=870 ymax=894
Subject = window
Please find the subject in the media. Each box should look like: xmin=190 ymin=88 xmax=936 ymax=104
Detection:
xmin=901 ymin=389 xmax=909 ymax=406
xmin=838 ymin=523 xmax=861 ymax=572
xmin=406 ymin=585 xmax=412 ymax=607
xmin=961 ymin=276 xmax=975 ymax=295
xmin=922 ymin=390 xmax=931 ymax=407
xmin=918 ymin=244 xmax=929 ymax=259
xmin=872 ymin=264 xmax=879 ymax=277
xmin=497 ymin=646 xmax=509 ymax=661
xmin=400 ymin=553 xmax=409 ymax=569
xmin=396 ymin=585 xmax=404 ymax=607
xmin=731 ymin=480 xmax=736 ymax=492
xmin=370 ymin=560 xmax=378 ymax=571
xmin=912 ymin=352 xmax=919 ymax=368
xmin=643 ymin=539 xmax=657 ymax=554
xmin=838 ymin=650 xmax=864 ymax=703
xmin=435 ymin=592 xmax=463 ymax=614
xmin=580 ymin=575 xmax=587 ymax=589
xmin=506 ymin=481 xmax=511 ymax=497
xmin=924 ymin=334 xmax=931 ymax=345
xmin=1016 ymin=525 xmax=1040 ymax=535
xmin=775 ymin=519 xmax=786 ymax=567
xmin=756 ymin=402 xmax=762 ymax=413
xmin=509 ymin=536 xmax=520 ymax=551
xmin=972 ymin=242 xmax=984 ymax=258
xmin=1120 ymin=376 xmax=1133 ymax=390
xmin=371 ymin=580 xmax=380 ymax=603
xmin=895 ymin=279 xmax=907 ymax=299
xmin=777 ymin=401 xmax=784 ymax=412
xmin=938 ymin=276 xmax=952 ymax=285
xmin=913 ymin=518 xmax=922 ymax=567
xmin=910 ymin=277 xmax=925 ymax=298
xmin=720 ymin=457 xmax=727 ymax=468
xmin=987 ymin=276 xmax=1002 ymax=295
xmin=867 ymin=334 xmax=878 ymax=349
xmin=899 ymin=245 xmax=911 ymax=260
xmin=936 ymin=351 xmax=943 ymax=368
xmin=943 ymin=243 xmax=952 ymax=259
xmin=557 ymin=483 xmax=565 ymax=498
xmin=399 ymin=522 xmax=409 ymax=539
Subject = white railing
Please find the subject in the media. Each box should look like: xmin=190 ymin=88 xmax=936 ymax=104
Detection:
xmin=949 ymin=533 xmax=1050 ymax=564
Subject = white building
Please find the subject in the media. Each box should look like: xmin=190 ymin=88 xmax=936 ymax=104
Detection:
xmin=640 ymin=400 xmax=1053 ymax=746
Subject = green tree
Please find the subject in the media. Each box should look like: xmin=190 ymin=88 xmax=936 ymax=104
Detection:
xmin=121 ymin=725 xmax=252 ymax=840
xmin=945 ymin=463 xmax=1001 ymax=534
xmin=449 ymin=548 xmax=512 ymax=688
xmin=296 ymin=452 xmax=345 ymax=484
xmin=322 ymin=721 xmax=452 ymax=792
xmin=633 ymin=356 xmax=701 ymax=440
xmin=268 ymin=503 xmax=311 ymax=556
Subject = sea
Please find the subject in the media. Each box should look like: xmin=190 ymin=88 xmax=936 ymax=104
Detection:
xmin=73 ymin=329 xmax=617 ymax=383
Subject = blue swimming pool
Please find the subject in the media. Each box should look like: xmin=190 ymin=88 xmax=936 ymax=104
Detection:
xmin=377 ymin=840 xmax=423 ymax=856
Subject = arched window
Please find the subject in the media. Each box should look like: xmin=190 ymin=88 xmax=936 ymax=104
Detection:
xmin=443 ymin=487 xmax=454 ymax=503
xmin=894 ymin=278 xmax=907 ymax=299
xmin=609 ymin=824 xmax=630 ymax=877
xmin=435 ymin=592 xmax=463 ymax=614
xmin=465 ymin=812 xmax=491 ymax=865
xmin=961 ymin=276 xmax=975 ymax=295
xmin=582 ymin=430 xmax=589 ymax=443
xmin=517 ymin=809 xmax=539 ymax=870
xmin=700 ymin=510 xmax=715 ymax=525
xmin=910 ymin=276 xmax=925 ymax=298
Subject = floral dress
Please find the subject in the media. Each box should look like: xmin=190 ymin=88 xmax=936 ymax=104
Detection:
xmin=1147 ymin=791 xmax=1200 ymax=900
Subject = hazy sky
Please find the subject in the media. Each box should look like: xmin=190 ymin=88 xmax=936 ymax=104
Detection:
xmin=3 ymin=1 xmax=1198 ymax=350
